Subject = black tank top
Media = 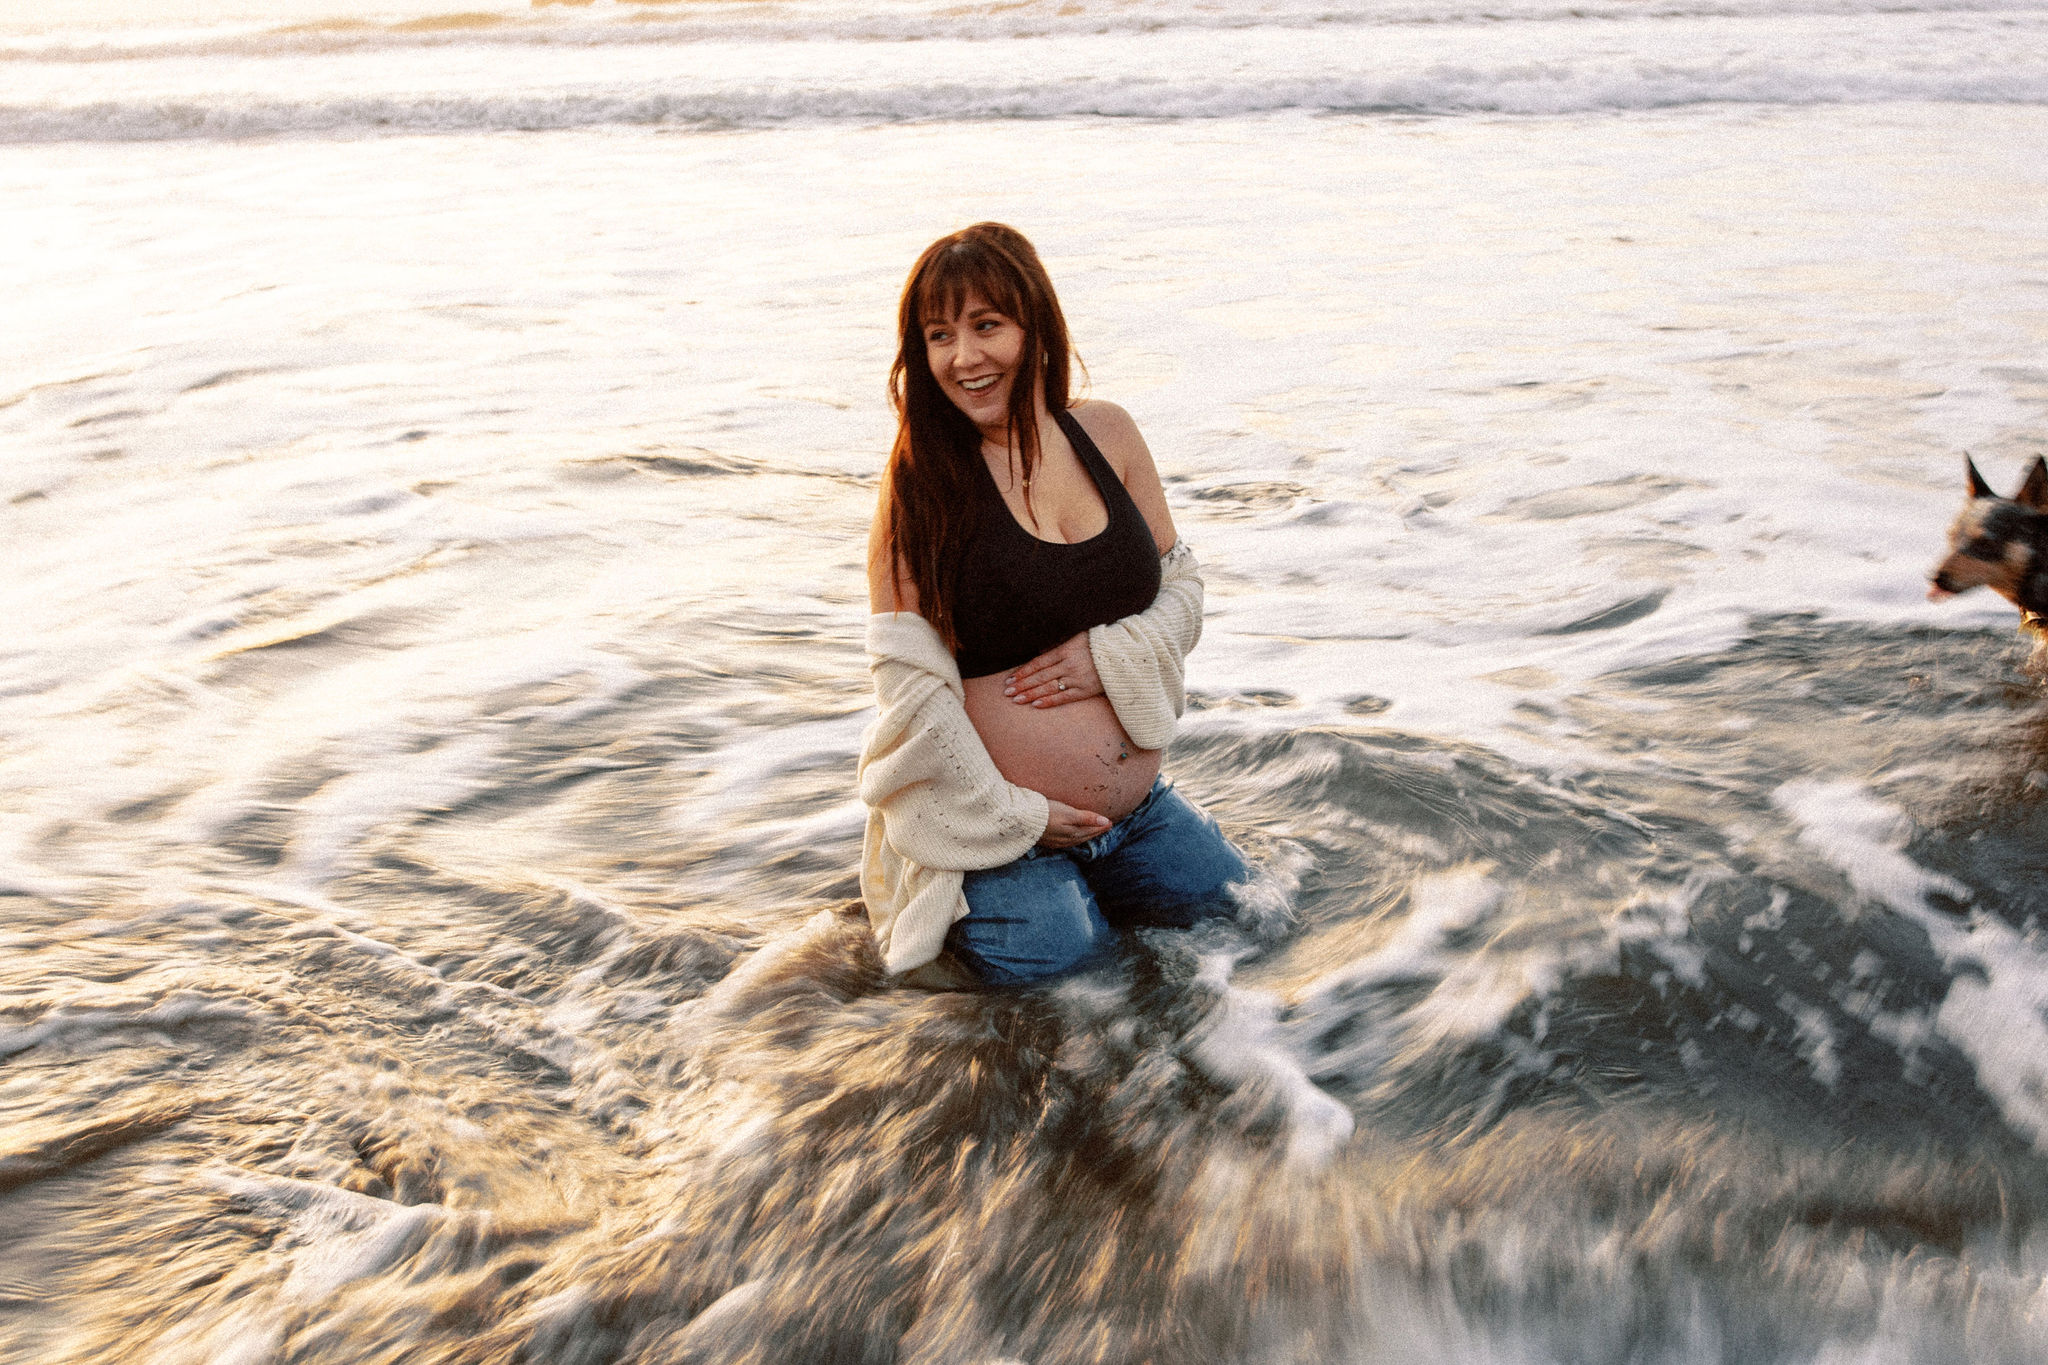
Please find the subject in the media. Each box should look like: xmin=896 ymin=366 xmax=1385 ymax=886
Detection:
xmin=952 ymin=408 xmax=1163 ymax=680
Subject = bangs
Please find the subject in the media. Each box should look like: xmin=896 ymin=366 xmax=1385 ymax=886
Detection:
xmin=913 ymin=244 xmax=1024 ymax=328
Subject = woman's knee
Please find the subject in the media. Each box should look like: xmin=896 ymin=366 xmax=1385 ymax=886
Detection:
xmin=1094 ymin=786 xmax=1248 ymax=928
xmin=952 ymin=856 xmax=1116 ymax=985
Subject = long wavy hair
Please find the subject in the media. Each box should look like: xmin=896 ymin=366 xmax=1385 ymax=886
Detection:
xmin=881 ymin=223 xmax=1076 ymax=647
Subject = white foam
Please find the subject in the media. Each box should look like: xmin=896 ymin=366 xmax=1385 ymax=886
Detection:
xmin=8 ymin=0 xmax=2045 ymax=62
xmin=1304 ymin=868 xmax=1540 ymax=1052
xmin=1780 ymin=993 xmax=1844 ymax=1091
xmin=1776 ymin=780 xmax=2048 ymax=1149
xmin=0 ymin=989 xmax=255 ymax=1059
xmin=1293 ymin=866 xmax=1737 ymax=1097
xmin=1185 ymin=953 xmax=1357 ymax=1164
xmin=7 ymin=66 xmax=2045 ymax=145
xmin=3 ymin=3 xmax=2045 ymax=142
xmin=206 ymin=1167 xmax=446 ymax=1299
xmin=1772 ymin=780 xmax=1971 ymax=917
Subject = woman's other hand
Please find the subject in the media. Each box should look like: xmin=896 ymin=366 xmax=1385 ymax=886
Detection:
xmin=1039 ymin=799 xmax=1112 ymax=849
xmin=1005 ymin=632 xmax=1102 ymax=706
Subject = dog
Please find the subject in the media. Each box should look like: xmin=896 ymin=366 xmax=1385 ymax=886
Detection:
xmin=1927 ymin=455 xmax=2048 ymax=663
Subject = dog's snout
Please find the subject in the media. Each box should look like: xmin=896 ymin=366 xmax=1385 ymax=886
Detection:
xmin=1932 ymin=569 xmax=1957 ymax=592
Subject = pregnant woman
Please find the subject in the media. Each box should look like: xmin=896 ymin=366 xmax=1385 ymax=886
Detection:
xmin=858 ymin=223 xmax=1247 ymax=987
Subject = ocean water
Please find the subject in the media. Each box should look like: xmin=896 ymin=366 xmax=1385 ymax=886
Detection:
xmin=5 ymin=0 xmax=2048 ymax=1360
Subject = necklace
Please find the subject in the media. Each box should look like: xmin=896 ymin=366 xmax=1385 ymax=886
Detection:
xmin=985 ymin=440 xmax=1029 ymax=499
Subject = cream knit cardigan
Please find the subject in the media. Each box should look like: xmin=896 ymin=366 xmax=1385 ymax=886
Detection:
xmin=858 ymin=540 xmax=1205 ymax=974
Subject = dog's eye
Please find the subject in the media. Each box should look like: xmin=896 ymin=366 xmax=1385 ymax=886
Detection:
xmin=1964 ymin=538 xmax=2002 ymax=559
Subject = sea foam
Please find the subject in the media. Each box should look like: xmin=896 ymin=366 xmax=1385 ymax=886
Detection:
xmin=4 ymin=0 xmax=2045 ymax=141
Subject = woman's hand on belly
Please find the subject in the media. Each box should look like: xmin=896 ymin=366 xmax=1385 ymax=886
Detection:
xmin=963 ymin=673 xmax=1163 ymax=824
xmin=1003 ymin=631 xmax=1102 ymax=708
xmin=1042 ymin=800 xmax=1113 ymax=850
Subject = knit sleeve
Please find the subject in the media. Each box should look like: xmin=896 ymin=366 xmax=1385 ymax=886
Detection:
xmin=858 ymin=613 xmax=1050 ymax=872
xmin=1087 ymin=540 xmax=1204 ymax=751
xmin=858 ymin=612 xmax=1052 ymax=974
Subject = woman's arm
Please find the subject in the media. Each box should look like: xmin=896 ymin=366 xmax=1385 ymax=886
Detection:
xmin=867 ymin=503 xmax=919 ymax=615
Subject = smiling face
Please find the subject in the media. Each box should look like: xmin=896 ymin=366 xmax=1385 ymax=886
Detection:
xmin=923 ymin=290 xmax=1030 ymax=445
xmin=883 ymin=224 xmax=1075 ymax=647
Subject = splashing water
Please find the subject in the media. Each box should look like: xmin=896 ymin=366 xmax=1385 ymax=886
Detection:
xmin=6 ymin=0 xmax=2048 ymax=1360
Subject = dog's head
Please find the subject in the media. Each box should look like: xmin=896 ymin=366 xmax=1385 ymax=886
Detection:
xmin=1928 ymin=455 xmax=2048 ymax=605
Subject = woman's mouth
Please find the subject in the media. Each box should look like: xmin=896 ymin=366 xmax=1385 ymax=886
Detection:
xmin=958 ymin=375 xmax=999 ymax=393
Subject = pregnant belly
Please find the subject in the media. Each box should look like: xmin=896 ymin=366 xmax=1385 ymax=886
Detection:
xmin=963 ymin=674 xmax=1162 ymax=823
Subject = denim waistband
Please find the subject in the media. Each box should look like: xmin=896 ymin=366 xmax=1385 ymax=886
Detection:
xmin=1020 ymin=775 xmax=1170 ymax=863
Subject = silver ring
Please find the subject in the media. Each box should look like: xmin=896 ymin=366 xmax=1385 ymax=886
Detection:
xmin=1057 ymin=679 xmax=1068 ymax=691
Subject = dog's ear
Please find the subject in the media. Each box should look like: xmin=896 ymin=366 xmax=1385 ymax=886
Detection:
xmin=1967 ymin=456 xmax=1995 ymax=500
xmin=2016 ymin=456 xmax=2048 ymax=512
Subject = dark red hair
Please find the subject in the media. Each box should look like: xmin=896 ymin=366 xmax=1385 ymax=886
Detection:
xmin=881 ymin=223 xmax=1076 ymax=648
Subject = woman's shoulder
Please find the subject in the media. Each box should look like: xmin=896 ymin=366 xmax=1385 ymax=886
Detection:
xmin=1066 ymin=399 xmax=1147 ymax=477
xmin=1068 ymin=400 xmax=1177 ymax=552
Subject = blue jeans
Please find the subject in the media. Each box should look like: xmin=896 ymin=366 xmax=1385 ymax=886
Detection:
xmin=947 ymin=778 xmax=1248 ymax=986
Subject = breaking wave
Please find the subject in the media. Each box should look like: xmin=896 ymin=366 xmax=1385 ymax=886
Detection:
xmin=5 ymin=0 xmax=2046 ymax=63
xmin=8 ymin=62 xmax=2048 ymax=143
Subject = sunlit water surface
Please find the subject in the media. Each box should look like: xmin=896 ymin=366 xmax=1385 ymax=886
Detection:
xmin=5 ymin=2 xmax=2048 ymax=1361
